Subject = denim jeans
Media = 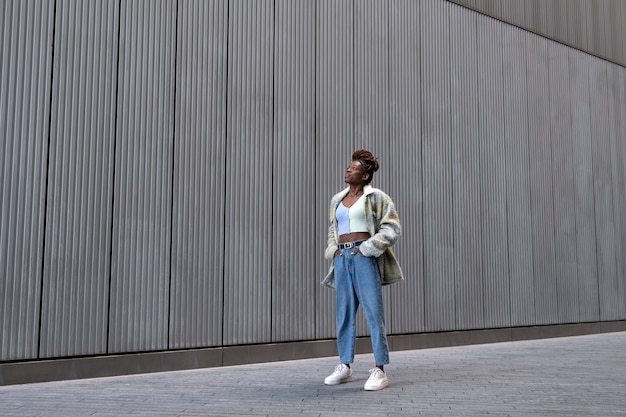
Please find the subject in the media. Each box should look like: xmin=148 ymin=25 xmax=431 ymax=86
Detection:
xmin=334 ymin=247 xmax=389 ymax=366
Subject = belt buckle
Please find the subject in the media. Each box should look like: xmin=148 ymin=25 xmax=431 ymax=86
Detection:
xmin=343 ymin=242 xmax=353 ymax=249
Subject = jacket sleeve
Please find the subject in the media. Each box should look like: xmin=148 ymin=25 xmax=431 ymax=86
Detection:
xmin=359 ymin=192 xmax=401 ymax=258
xmin=325 ymin=200 xmax=339 ymax=260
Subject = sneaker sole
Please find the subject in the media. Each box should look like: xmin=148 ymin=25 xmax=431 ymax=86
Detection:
xmin=364 ymin=380 xmax=388 ymax=391
xmin=324 ymin=376 xmax=353 ymax=385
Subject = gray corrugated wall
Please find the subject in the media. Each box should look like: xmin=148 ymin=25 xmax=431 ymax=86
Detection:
xmin=170 ymin=0 xmax=227 ymax=349
xmin=315 ymin=0 xmax=354 ymax=340
xmin=450 ymin=0 xmax=626 ymax=67
xmin=2 ymin=0 xmax=626 ymax=363
xmin=40 ymin=0 xmax=118 ymax=358
xmin=1 ymin=0 xmax=54 ymax=361
xmin=273 ymin=0 xmax=317 ymax=342
xmin=108 ymin=0 xmax=176 ymax=353
xmin=388 ymin=0 xmax=424 ymax=334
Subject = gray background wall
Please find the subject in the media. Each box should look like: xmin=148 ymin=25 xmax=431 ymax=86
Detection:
xmin=1 ymin=0 xmax=626 ymax=368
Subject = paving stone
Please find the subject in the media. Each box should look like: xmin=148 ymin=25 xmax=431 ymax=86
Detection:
xmin=1 ymin=332 xmax=625 ymax=416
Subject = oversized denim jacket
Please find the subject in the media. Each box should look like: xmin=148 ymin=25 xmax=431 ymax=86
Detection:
xmin=322 ymin=185 xmax=404 ymax=288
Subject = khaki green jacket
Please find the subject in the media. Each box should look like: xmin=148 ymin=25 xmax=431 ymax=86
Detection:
xmin=322 ymin=185 xmax=404 ymax=288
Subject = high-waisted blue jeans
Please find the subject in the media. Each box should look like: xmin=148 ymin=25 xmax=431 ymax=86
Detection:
xmin=334 ymin=247 xmax=389 ymax=366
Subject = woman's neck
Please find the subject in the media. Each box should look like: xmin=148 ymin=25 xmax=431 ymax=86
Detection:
xmin=347 ymin=185 xmax=364 ymax=198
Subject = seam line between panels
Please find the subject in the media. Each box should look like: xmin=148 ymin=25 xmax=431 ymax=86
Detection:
xmin=221 ymin=0 xmax=231 ymax=353
xmin=270 ymin=0 xmax=276 ymax=343
xmin=166 ymin=0 xmax=180 ymax=350
xmin=38 ymin=0 xmax=58 ymax=360
xmin=105 ymin=0 xmax=123 ymax=355
xmin=447 ymin=1 xmax=457 ymax=330
xmin=585 ymin=59 xmax=601 ymax=321
xmin=418 ymin=0 xmax=426 ymax=331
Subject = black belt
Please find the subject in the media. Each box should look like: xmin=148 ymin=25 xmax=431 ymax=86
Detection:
xmin=338 ymin=240 xmax=365 ymax=250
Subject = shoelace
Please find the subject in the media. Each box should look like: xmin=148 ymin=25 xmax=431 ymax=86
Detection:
xmin=333 ymin=364 xmax=347 ymax=374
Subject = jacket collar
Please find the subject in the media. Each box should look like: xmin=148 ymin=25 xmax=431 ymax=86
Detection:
xmin=334 ymin=185 xmax=375 ymax=202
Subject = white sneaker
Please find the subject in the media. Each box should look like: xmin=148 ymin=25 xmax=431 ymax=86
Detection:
xmin=364 ymin=367 xmax=388 ymax=391
xmin=324 ymin=364 xmax=353 ymax=385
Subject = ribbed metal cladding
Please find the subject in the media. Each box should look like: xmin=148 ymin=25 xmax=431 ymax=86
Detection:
xmin=272 ymin=0 xmax=316 ymax=342
xmin=523 ymin=0 xmax=548 ymax=37
xmin=503 ymin=28 xmax=534 ymax=327
xmin=607 ymin=63 xmax=626 ymax=319
xmin=604 ymin=0 xmax=624 ymax=62
xmin=548 ymin=41 xmax=579 ymax=323
xmin=526 ymin=32 xmax=559 ymax=325
xmin=315 ymin=0 xmax=354 ymax=340
xmin=585 ymin=0 xmax=606 ymax=58
xmin=169 ymin=0 xmax=227 ymax=349
xmin=387 ymin=0 xmax=424 ymax=334
xmin=449 ymin=5 xmax=482 ymax=330
xmin=477 ymin=15 xmax=510 ymax=328
xmin=108 ymin=0 xmax=176 ymax=353
xmin=589 ymin=58 xmax=619 ymax=321
xmin=567 ymin=0 xmax=589 ymax=51
xmin=421 ymin=0 xmax=455 ymax=332
xmin=223 ymin=0 xmax=273 ymax=346
xmin=353 ymin=0 xmax=390 ymax=337
xmin=543 ymin=0 xmax=568 ymax=43
xmin=39 ymin=0 xmax=118 ymax=358
xmin=0 ymin=0 xmax=54 ymax=361
xmin=499 ymin=0 xmax=525 ymax=24
xmin=569 ymin=49 xmax=600 ymax=322
xmin=448 ymin=0 xmax=626 ymax=67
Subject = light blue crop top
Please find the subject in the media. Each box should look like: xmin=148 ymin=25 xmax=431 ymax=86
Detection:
xmin=336 ymin=195 xmax=369 ymax=235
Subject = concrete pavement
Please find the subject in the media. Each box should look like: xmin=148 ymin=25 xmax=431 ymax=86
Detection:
xmin=1 ymin=331 xmax=626 ymax=416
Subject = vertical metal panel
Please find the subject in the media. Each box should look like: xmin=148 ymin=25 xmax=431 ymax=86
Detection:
xmin=109 ymin=0 xmax=176 ymax=353
xmin=524 ymin=0 xmax=548 ymax=36
xmin=272 ymin=0 xmax=316 ymax=342
xmin=354 ymin=0 xmax=388 ymax=152
xmin=569 ymin=49 xmax=600 ymax=322
xmin=169 ymin=0 xmax=227 ymax=349
xmin=223 ymin=0 xmax=273 ymax=345
xmin=544 ymin=0 xmax=568 ymax=43
xmin=354 ymin=0 xmax=390 ymax=337
xmin=499 ymin=0 xmax=525 ymax=27
xmin=526 ymin=33 xmax=558 ymax=324
xmin=477 ymin=16 xmax=510 ymax=328
xmin=450 ymin=0 xmax=626 ymax=67
xmin=604 ymin=0 xmax=624 ymax=66
xmin=503 ymin=29 xmax=534 ymax=326
xmin=40 ymin=0 xmax=118 ymax=358
xmin=421 ymin=0 xmax=454 ymax=331
xmin=588 ymin=59 xmax=619 ymax=321
xmin=0 ymin=0 xmax=54 ymax=361
xmin=388 ymin=0 xmax=424 ymax=334
xmin=585 ymin=0 xmax=606 ymax=58
xmin=606 ymin=63 xmax=626 ymax=319
xmin=548 ymin=41 xmax=579 ymax=323
xmin=449 ymin=6 xmax=483 ymax=330
xmin=315 ymin=0 xmax=354 ymax=340
xmin=566 ymin=0 xmax=588 ymax=52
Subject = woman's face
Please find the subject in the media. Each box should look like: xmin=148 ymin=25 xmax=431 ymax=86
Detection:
xmin=344 ymin=161 xmax=368 ymax=185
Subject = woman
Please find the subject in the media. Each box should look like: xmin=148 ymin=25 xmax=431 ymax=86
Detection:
xmin=322 ymin=149 xmax=404 ymax=391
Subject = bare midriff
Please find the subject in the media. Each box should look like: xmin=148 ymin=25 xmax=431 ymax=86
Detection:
xmin=338 ymin=231 xmax=370 ymax=244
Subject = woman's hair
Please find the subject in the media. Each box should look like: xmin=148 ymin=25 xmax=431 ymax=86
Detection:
xmin=352 ymin=149 xmax=379 ymax=184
